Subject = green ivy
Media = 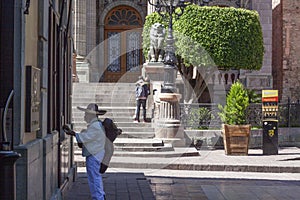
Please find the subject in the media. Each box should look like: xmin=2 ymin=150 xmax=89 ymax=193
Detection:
xmin=218 ymin=81 xmax=249 ymax=125
xmin=143 ymin=5 xmax=264 ymax=70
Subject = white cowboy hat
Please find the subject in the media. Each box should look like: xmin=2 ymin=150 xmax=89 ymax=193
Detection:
xmin=77 ymin=103 xmax=107 ymax=115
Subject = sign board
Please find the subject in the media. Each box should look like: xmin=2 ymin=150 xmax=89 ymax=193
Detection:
xmin=262 ymin=90 xmax=278 ymax=102
xmin=25 ymin=66 xmax=40 ymax=132
xmin=262 ymin=90 xmax=278 ymax=120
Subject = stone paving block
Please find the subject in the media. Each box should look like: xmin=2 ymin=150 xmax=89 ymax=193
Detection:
xmin=201 ymin=185 xmax=225 ymax=200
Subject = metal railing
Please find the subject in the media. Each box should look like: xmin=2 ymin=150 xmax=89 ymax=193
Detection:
xmin=180 ymin=101 xmax=300 ymax=129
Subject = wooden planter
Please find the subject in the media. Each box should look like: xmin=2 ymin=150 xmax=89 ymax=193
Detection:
xmin=222 ymin=124 xmax=251 ymax=155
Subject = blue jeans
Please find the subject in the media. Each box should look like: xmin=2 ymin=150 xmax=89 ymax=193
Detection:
xmin=86 ymin=151 xmax=105 ymax=200
xmin=135 ymin=99 xmax=146 ymax=121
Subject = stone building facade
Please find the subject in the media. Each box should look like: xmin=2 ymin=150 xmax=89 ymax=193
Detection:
xmin=74 ymin=0 xmax=148 ymax=82
xmin=274 ymin=0 xmax=300 ymax=102
xmin=72 ymin=0 xmax=300 ymax=102
xmin=0 ymin=1 xmax=75 ymax=199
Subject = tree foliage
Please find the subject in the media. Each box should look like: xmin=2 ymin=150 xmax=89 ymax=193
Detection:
xmin=143 ymin=5 xmax=264 ymax=69
xmin=142 ymin=5 xmax=264 ymax=103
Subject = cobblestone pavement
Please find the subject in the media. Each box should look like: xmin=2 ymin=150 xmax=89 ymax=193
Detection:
xmin=64 ymin=168 xmax=300 ymax=200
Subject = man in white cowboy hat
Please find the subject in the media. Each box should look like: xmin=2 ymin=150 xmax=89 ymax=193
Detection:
xmin=63 ymin=103 xmax=107 ymax=200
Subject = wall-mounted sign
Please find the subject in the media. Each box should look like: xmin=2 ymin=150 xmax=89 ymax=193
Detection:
xmin=25 ymin=66 xmax=40 ymax=132
xmin=262 ymin=90 xmax=278 ymax=120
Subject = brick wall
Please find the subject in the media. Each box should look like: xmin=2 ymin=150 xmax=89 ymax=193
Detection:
xmin=282 ymin=0 xmax=300 ymax=102
xmin=272 ymin=0 xmax=283 ymax=100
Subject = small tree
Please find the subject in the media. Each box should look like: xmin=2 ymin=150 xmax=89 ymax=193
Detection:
xmin=218 ymin=81 xmax=249 ymax=125
xmin=143 ymin=5 xmax=264 ymax=103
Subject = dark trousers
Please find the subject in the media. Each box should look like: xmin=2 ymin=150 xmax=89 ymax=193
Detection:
xmin=135 ymin=99 xmax=146 ymax=121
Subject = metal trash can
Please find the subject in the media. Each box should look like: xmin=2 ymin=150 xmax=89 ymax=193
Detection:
xmin=262 ymin=90 xmax=279 ymax=155
xmin=263 ymin=120 xmax=278 ymax=155
xmin=0 ymin=150 xmax=21 ymax=200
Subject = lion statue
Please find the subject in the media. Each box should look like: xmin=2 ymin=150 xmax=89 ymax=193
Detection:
xmin=148 ymin=23 xmax=165 ymax=62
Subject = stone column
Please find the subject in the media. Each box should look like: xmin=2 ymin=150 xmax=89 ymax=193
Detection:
xmin=143 ymin=62 xmax=185 ymax=146
xmin=155 ymin=93 xmax=185 ymax=146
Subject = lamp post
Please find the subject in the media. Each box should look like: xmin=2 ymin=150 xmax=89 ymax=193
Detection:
xmin=148 ymin=0 xmax=210 ymax=93
xmin=146 ymin=1 xmax=211 ymax=143
xmin=147 ymin=0 xmax=186 ymax=93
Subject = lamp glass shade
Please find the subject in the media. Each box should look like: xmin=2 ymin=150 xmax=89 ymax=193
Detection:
xmin=162 ymin=0 xmax=180 ymax=6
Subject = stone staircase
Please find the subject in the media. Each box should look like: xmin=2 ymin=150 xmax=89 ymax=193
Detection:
xmin=72 ymin=82 xmax=199 ymax=167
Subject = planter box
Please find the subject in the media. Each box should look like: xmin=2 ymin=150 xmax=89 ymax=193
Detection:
xmin=222 ymin=124 xmax=251 ymax=155
xmin=184 ymin=127 xmax=300 ymax=150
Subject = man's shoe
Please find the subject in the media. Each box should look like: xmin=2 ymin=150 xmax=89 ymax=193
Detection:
xmin=133 ymin=120 xmax=139 ymax=123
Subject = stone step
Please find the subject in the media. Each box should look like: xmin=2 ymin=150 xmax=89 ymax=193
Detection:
xmin=114 ymin=138 xmax=164 ymax=147
xmin=114 ymin=145 xmax=174 ymax=152
xmin=72 ymin=102 xmax=136 ymax=107
xmin=73 ymin=84 xmax=135 ymax=89
xmin=72 ymin=107 xmax=136 ymax=113
xmin=112 ymin=149 xmax=200 ymax=158
xmin=71 ymin=118 xmax=145 ymax=125
xmin=73 ymin=120 xmax=154 ymax=127
xmin=118 ymin=132 xmax=155 ymax=139
xmin=72 ymin=97 xmax=136 ymax=103
xmin=73 ymin=122 xmax=154 ymax=133
xmin=73 ymin=82 xmax=135 ymax=87
xmin=74 ymin=148 xmax=200 ymax=168
xmin=74 ymin=149 xmax=199 ymax=158
xmin=113 ymin=139 xmax=173 ymax=152
xmin=72 ymin=110 xmax=152 ymax=117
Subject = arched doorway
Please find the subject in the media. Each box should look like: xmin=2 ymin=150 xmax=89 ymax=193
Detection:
xmin=103 ymin=6 xmax=143 ymax=82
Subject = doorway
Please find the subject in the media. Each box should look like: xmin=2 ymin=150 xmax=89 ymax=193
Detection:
xmin=103 ymin=6 xmax=143 ymax=82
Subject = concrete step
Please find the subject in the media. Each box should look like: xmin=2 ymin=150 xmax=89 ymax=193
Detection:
xmin=114 ymin=138 xmax=164 ymax=147
xmin=113 ymin=138 xmax=173 ymax=152
xmin=72 ymin=102 xmax=136 ymax=107
xmin=74 ymin=149 xmax=199 ymax=158
xmin=114 ymin=145 xmax=174 ymax=152
xmin=112 ymin=149 xmax=199 ymax=157
xmin=73 ymin=122 xmax=153 ymax=129
xmin=118 ymin=132 xmax=155 ymax=139
xmin=72 ymin=97 xmax=136 ymax=103
xmin=72 ymin=111 xmax=152 ymax=118
xmin=72 ymin=107 xmax=136 ymax=113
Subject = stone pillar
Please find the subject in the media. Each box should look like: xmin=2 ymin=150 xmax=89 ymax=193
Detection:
xmin=155 ymin=93 xmax=185 ymax=147
xmin=143 ymin=62 xmax=185 ymax=146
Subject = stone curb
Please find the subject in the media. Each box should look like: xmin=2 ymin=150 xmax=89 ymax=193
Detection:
xmin=75 ymin=160 xmax=300 ymax=173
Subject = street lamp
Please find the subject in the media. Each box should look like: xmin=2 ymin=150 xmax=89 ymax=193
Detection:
xmin=148 ymin=0 xmax=187 ymax=93
xmin=148 ymin=0 xmax=210 ymax=93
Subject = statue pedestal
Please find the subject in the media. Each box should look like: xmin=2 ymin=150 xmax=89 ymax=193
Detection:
xmin=155 ymin=93 xmax=185 ymax=147
xmin=143 ymin=62 xmax=186 ymax=147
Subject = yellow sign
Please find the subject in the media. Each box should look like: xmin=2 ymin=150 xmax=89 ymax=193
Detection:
xmin=268 ymin=130 xmax=274 ymax=137
xmin=262 ymin=90 xmax=278 ymax=98
xmin=262 ymin=90 xmax=278 ymax=102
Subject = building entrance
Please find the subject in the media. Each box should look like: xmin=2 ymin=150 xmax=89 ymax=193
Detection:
xmin=103 ymin=6 xmax=143 ymax=82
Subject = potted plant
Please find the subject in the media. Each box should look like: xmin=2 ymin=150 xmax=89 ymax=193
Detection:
xmin=218 ymin=81 xmax=251 ymax=155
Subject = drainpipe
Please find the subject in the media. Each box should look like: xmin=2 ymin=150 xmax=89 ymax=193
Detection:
xmin=0 ymin=90 xmax=21 ymax=200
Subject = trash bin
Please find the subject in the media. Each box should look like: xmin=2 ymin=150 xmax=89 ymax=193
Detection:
xmin=0 ymin=150 xmax=21 ymax=200
xmin=262 ymin=120 xmax=278 ymax=155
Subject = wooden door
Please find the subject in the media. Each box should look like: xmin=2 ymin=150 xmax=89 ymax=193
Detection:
xmin=103 ymin=6 xmax=143 ymax=82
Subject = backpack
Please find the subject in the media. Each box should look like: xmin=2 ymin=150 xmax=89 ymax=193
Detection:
xmin=136 ymin=84 xmax=149 ymax=98
xmin=100 ymin=118 xmax=122 ymax=174
xmin=102 ymin=118 xmax=122 ymax=142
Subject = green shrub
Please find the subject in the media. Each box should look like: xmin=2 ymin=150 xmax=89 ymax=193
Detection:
xmin=143 ymin=5 xmax=264 ymax=70
xmin=187 ymin=107 xmax=214 ymax=129
xmin=218 ymin=81 xmax=249 ymax=125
